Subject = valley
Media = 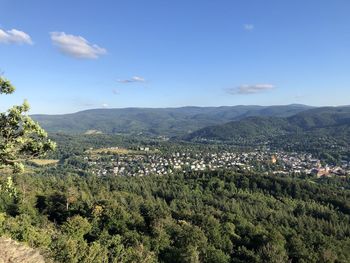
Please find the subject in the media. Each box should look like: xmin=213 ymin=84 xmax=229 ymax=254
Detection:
xmin=2 ymin=1 xmax=350 ymax=260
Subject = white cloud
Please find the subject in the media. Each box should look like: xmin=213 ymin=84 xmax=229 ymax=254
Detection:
xmin=50 ymin=32 xmax=106 ymax=59
xmin=117 ymin=76 xmax=146 ymax=83
xmin=243 ymin=24 xmax=254 ymax=31
xmin=102 ymin=103 xmax=109 ymax=108
xmin=227 ymin=84 xmax=275 ymax=95
xmin=0 ymin=28 xmax=33 ymax=44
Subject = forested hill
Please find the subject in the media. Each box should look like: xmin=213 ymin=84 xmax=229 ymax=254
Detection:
xmin=1 ymin=169 xmax=350 ymax=262
xmin=31 ymin=104 xmax=311 ymax=136
xmin=184 ymin=106 xmax=350 ymax=142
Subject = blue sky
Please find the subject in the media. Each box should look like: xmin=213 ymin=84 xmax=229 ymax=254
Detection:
xmin=1 ymin=0 xmax=350 ymax=114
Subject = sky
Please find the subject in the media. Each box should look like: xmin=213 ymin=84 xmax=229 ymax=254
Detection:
xmin=1 ymin=0 xmax=350 ymax=114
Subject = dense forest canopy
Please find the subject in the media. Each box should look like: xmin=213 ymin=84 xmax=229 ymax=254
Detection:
xmin=0 ymin=167 xmax=350 ymax=262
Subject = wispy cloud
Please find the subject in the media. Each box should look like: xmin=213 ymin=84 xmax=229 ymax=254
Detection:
xmin=112 ymin=89 xmax=120 ymax=95
xmin=50 ymin=32 xmax=106 ymax=59
xmin=0 ymin=28 xmax=33 ymax=44
xmin=243 ymin=24 xmax=254 ymax=31
xmin=227 ymin=84 xmax=275 ymax=95
xmin=102 ymin=103 xmax=109 ymax=108
xmin=117 ymin=76 xmax=146 ymax=83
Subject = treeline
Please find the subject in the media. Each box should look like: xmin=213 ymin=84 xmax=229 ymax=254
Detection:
xmin=1 ymin=168 xmax=350 ymax=262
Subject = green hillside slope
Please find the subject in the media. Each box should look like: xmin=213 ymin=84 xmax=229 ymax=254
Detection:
xmin=184 ymin=106 xmax=350 ymax=144
xmin=31 ymin=105 xmax=311 ymax=136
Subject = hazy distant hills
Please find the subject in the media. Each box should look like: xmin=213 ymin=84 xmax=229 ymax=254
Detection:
xmin=31 ymin=104 xmax=312 ymax=136
xmin=184 ymin=106 xmax=350 ymax=142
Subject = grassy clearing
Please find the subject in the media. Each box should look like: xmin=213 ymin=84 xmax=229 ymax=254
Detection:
xmin=29 ymin=159 xmax=59 ymax=166
xmin=84 ymin=129 xmax=104 ymax=135
xmin=88 ymin=147 xmax=134 ymax=155
xmin=87 ymin=147 xmax=160 ymax=156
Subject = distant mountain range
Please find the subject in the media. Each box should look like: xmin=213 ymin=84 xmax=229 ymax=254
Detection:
xmin=184 ymin=106 xmax=350 ymax=143
xmin=31 ymin=104 xmax=312 ymax=136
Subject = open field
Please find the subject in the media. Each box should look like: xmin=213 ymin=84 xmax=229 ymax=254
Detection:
xmin=84 ymin=129 xmax=103 ymax=135
xmin=87 ymin=147 xmax=134 ymax=155
xmin=29 ymin=159 xmax=59 ymax=166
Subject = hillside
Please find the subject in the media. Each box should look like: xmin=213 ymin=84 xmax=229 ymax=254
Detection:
xmin=185 ymin=106 xmax=350 ymax=142
xmin=1 ymin=169 xmax=350 ymax=262
xmin=31 ymin=105 xmax=311 ymax=137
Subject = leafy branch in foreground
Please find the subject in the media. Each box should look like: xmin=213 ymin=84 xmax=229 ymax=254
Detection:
xmin=0 ymin=77 xmax=56 ymax=173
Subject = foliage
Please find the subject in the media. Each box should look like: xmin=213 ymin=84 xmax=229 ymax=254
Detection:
xmin=0 ymin=77 xmax=56 ymax=173
xmin=0 ymin=167 xmax=349 ymax=262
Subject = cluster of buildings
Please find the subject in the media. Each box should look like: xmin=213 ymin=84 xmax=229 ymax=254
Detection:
xmin=270 ymin=152 xmax=350 ymax=177
xmin=84 ymin=147 xmax=350 ymax=178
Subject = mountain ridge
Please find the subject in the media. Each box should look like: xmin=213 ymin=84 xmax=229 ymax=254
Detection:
xmin=31 ymin=104 xmax=313 ymax=136
xmin=184 ymin=106 xmax=350 ymax=142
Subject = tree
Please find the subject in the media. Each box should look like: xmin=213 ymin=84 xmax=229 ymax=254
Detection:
xmin=62 ymin=215 xmax=92 ymax=239
xmin=0 ymin=77 xmax=55 ymax=173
